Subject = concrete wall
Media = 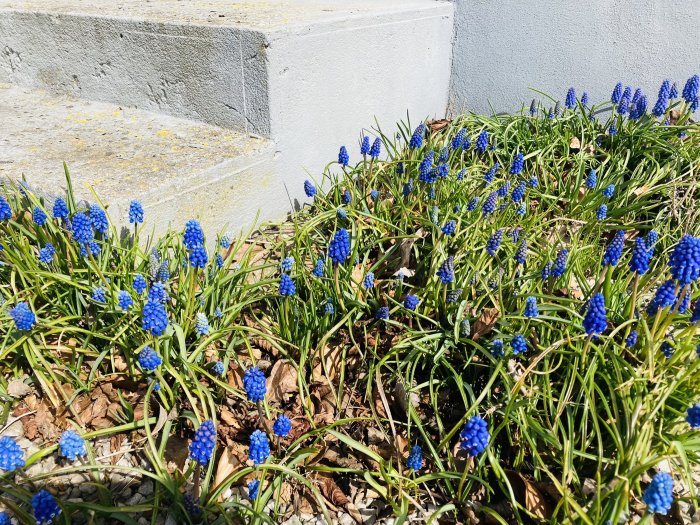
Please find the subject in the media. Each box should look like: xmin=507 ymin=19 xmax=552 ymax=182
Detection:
xmin=0 ymin=11 xmax=271 ymax=135
xmin=267 ymin=4 xmax=453 ymax=207
xmin=448 ymin=0 xmax=700 ymax=115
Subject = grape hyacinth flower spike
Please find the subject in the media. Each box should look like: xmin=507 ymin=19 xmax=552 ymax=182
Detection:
xmin=583 ymin=293 xmax=606 ymax=336
xmin=643 ymin=472 xmax=673 ymax=515
xmin=189 ymin=420 xmax=216 ymax=465
xmin=0 ymin=436 xmax=25 ymax=472
xmin=459 ymin=416 xmax=489 ymax=456
xmin=32 ymin=490 xmax=61 ymax=525
xmin=407 ymin=445 xmax=423 ymax=471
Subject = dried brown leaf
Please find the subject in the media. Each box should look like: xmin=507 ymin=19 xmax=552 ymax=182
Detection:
xmin=7 ymin=379 xmax=32 ymax=399
xmin=267 ymin=359 xmax=299 ymax=403
xmin=213 ymin=446 xmax=241 ymax=501
xmin=505 ymin=470 xmax=553 ymax=519
xmin=428 ymin=118 xmax=451 ymax=133
xmin=317 ymin=474 xmax=350 ymax=507
xmin=312 ymin=343 xmax=344 ymax=383
xmin=471 ymin=307 xmax=500 ymax=340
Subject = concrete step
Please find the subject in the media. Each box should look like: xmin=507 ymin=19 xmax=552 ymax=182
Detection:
xmin=0 ymin=83 xmax=275 ymax=235
xmin=0 ymin=0 xmax=453 ymax=229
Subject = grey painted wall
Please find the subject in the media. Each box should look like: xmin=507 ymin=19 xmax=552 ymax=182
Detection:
xmin=448 ymin=0 xmax=700 ymax=115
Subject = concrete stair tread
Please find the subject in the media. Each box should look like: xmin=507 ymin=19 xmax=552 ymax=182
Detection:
xmin=0 ymin=83 xmax=274 ymax=231
xmin=0 ymin=0 xmax=441 ymax=30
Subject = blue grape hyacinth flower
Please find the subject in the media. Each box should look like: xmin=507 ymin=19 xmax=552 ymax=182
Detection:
xmin=647 ymin=279 xmax=678 ymax=315
xmin=138 ymin=346 xmax=162 ymax=371
xmin=0 ymin=196 xmax=11 ymax=221
xmin=515 ymin=239 xmax=528 ymax=265
xmin=71 ymin=212 xmax=93 ymax=245
xmin=409 ymin=123 xmax=425 ymax=149
xmin=89 ymin=204 xmax=108 ymax=235
xmin=243 ymin=367 xmax=266 ymax=402
xmin=33 ymin=206 xmax=48 ymax=226
xmin=38 ymin=243 xmax=55 ymax=264
xmin=212 ymin=361 xmax=225 ymax=376
xmin=338 ymin=146 xmax=349 ymax=166
xmin=341 ymin=189 xmax=351 ymax=204
xmin=586 ymin=169 xmax=597 ymax=189
xmin=375 ymin=306 xmax=390 ymax=320
xmin=597 ymin=204 xmax=607 ymax=220
xmin=370 ymin=137 xmax=381 ymax=159
xmin=129 ymin=200 xmax=144 ymax=224
xmin=583 ymin=293 xmax=607 ymax=336
xmin=273 ymin=415 xmax=292 ymax=437
xmin=32 ymin=490 xmax=61 ymax=524
xmin=118 ymin=290 xmax=133 ymax=310
xmin=486 ymin=229 xmax=503 ymax=256
xmin=133 ymin=274 xmax=147 ymax=294
xmin=565 ymin=87 xmax=576 ymax=109
xmin=669 ymin=82 xmax=679 ymax=99
xmin=329 ymin=229 xmax=351 ymax=264
xmin=629 ymin=237 xmax=651 ymax=275
xmin=643 ymin=471 xmax=673 ymax=515
xmin=52 ymin=197 xmax=69 ymax=221
xmin=0 ymin=436 xmax=25 ymax=472
xmin=682 ymin=74 xmax=699 ymax=104
xmin=524 ymin=296 xmax=538 ymax=318
xmin=363 ymin=272 xmax=375 ymax=289
xmin=249 ymin=430 xmax=271 ymax=465
xmin=686 ymin=404 xmax=700 ymax=429
xmin=312 ymin=258 xmax=325 ymax=277
xmin=248 ymin=479 xmax=260 ymax=500
xmin=304 ymin=180 xmax=316 ymax=198
xmin=475 ymin=130 xmax=488 ymax=153
xmin=59 ymin=430 xmax=87 ymax=461
xmin=602 ymin=231 xmax=625 ymax=266
xmin=442 ymin=220 xmax=456 ymax=236
xmin=551 ymin=249 xmax=568 ymax=278
xmin=189 ymin=245 xmax=208 ymax=268
xmin=360 ymin=136 xmax=370 ymax=155
xmin=91 ymin=287 xmax=106 ymax=302
xmin=602 ymin=184 xmax=615 ymax=198
xmin=511 ymin=181 xmax=526 ymax=203
xmin=612 ymin=82 xmax=623 ymax=103
xmin=189 ymin=420 xmax=216 ymax=465
xmin=452 ymin=128 xmax=466 ymax=149
xmin=668 ymin=235 xmax=700 ymax=286
xmin=484 ymin=163 xmax=499 ymax=184
xmin=404 ymin=294 xmax=420 ymax=311
xmin=280 ymin=256 xmax=294 ymax=272
xmin=406 ymin=445 xmax=423 ymax=471
xmin=436 ymin=256 xmax=455 ymax=284
xmin=195 ymin=313 xmax=210 ymax=336
xmin=581 ymin=92 xmax=589 ymax=106
xmin=482 ymin=192 xmax=497 ymax=217
xmin=491 ymin=339 xmax=504 ymax=358
xmin=184 ymin=494 xmax=201 ymax=518
xmin=10 ymin=302 xmax=36 ymax=331
xmin=148 ymin=282 xmax=168 ymax=304
xmin=625 ymin=330 xmax=638 ymax=347
xmin=509 ymin=153 xmax=524 ymax=175
xmin=183 ymin=219 xmax=204 ymax=250
xmin=459 ymin=416 xmax=489 ymax=456
xmin=511 ymin=334 xmax=527 ymax=354
xmin=142 ymin=300 xmax=168 ymax=336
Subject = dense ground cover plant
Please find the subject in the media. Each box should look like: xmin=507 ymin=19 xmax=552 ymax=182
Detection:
xmin=1 ymin=77 xmax=700 ymax=524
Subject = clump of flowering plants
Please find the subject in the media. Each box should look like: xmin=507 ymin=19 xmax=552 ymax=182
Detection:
xmin=1 ymin=79 xmax=700 ymax=524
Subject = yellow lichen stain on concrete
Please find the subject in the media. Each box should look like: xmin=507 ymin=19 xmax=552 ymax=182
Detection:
xmin=157 ymin=129 xmax=171 ymax=137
